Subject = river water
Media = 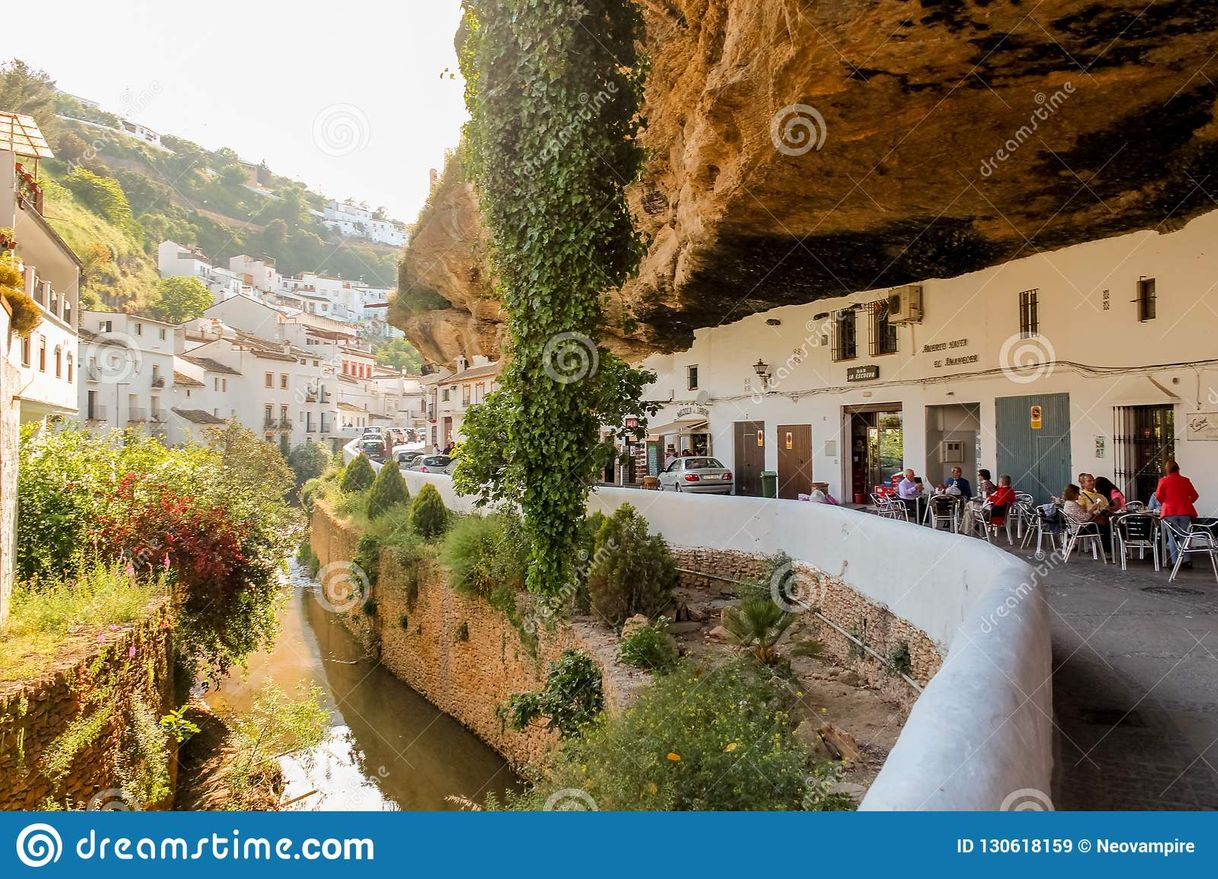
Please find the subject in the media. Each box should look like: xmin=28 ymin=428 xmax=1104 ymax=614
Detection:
xmin=208 ymin=563 xmax=520 ymax=811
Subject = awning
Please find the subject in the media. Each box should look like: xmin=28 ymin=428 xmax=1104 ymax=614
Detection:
xmin=648 ymin=419 xmax=708 ymax=438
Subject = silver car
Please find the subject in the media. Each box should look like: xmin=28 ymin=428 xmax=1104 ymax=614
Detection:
xmin=408 ymin=454 xmax=455 ymax=476
xmin=658 ymin=456 xmax=734 ymax=494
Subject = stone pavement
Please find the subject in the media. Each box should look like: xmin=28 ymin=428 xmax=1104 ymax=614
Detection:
xmin=1000 ymin=543 xmax=1218 ymax=809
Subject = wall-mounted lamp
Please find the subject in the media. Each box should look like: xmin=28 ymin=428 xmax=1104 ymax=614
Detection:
xmin=766 ymin=318 xmax=782 ymax=326
xmin=753 ymin=359 xmax=772 ymax=390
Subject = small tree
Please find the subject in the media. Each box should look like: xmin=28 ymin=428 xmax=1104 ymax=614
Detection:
xmin=587 ymin=504 xmax=677 ymax=628
xmin=147 ymin=276 xmax=214 ymax=323
xmin=340 ymin=454 xmax=375 ymax=493
xmin=366 ymin=460 xmax=410 ymax=520
xmin=287 ymin=443 xmax=330 ymax=488
xmin=409 ymin=483 xmax=449 ymax=539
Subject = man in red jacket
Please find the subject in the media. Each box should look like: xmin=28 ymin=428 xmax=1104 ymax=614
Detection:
xmin=1156 ymin=461 xmax=1200 ymax=567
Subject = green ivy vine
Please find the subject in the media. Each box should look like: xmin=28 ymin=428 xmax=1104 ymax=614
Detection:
xmin=456 ymin=0 xmax=655 ymax=596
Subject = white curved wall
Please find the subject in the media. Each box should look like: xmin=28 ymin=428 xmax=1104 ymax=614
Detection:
xmin=347 ymin=444 xmax=1053 ymax=809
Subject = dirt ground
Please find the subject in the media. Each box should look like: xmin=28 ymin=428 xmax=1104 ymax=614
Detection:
xmin=670 ymin=583 xmax=913 ymax=799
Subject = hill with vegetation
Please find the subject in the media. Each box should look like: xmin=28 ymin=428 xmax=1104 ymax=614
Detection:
xmin=2 ymin=59 xmax=401 ymax=310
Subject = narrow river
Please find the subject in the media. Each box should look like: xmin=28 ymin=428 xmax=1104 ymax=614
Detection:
xmin=208 ymin=563 xmax=521 ymax=810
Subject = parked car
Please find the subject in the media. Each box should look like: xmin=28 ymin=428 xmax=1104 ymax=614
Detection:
xmin=357 ymin=437 xmax=387 ymax=463
xmin=397 ymin=452 xmax=424 ymax=469
xmin=408 ymin=454 xmax=455 ymax=476
xmin=658 ymin=456 xmax=734 ymax=494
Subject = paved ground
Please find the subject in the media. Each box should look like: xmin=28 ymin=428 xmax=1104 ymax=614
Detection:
xmin=999 ymin=543 xmax=1218 ymax=809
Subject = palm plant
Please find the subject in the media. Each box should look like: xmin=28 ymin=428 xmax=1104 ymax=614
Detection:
xmin=722 ymin=597 xmax=823 ymax=665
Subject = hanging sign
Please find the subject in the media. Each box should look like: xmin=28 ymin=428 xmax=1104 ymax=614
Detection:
xmin=756 ymin=430 xmax=765 ymax=447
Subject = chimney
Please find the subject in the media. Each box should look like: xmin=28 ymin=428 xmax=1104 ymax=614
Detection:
xmin=455 ymin=355 xmax=468 ymax=373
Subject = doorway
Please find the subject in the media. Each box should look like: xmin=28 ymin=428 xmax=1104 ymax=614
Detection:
xmin=777 ymin=424 xmax=813 ymax=499
xmin=996 ymin=393 xmax=1071 ymax=504
xmin=846 ymin=405 xmax=904 ymax=503
xmin=733 ymin=421 xmax=766 ymax=497
xmin=925 ymin=404 xmax=980 ymax=490
xmin=1113 ymin=405 xmax=1175 ymax=504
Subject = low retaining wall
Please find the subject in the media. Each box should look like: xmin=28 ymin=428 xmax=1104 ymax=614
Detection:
xmin=353 ymin=449 xmax=1054 ymax=809
xmin=310 ymin=504 xmax=648 ymax=769
xmin=0 ymin=602 xmax=177 ymax=810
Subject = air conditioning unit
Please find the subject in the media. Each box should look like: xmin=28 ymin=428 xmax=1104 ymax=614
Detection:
xmin=887 ymin=284 xmax=924 ymax=324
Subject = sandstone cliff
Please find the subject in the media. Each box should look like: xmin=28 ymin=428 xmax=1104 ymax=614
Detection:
xmin=397 ymin=0 xmax=1218 ymax=363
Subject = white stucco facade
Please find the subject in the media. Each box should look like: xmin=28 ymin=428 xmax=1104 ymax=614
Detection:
xmin=637 ymin=209 xmax=1218 ymax=508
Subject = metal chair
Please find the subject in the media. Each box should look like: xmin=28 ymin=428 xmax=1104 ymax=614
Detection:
xmin=1063 ymin=518 xmax=1107 ymax=564
xmin=1009 ymin=498 xmax=1037 ymax=540
xmin=1113 ymin=514 xmax=1159 ymax=572
xmin=928 ymin=495 xmax=960 ymax=533
xmin=871 ymin=493 xmax=908 ymax=522
xmin=1125 ymin=501 xmax=1147 ymax=513
xmin=981 ymin=502 xmax=1015 ymax=545
xmin=1024 ymin=506 xmax=1065 ymax=560
xmin=1163 ymin=519 xmax=1218 ymax=583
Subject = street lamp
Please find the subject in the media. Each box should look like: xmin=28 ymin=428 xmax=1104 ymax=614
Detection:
xmin=753 ymin=359 xmax=771 ymax=390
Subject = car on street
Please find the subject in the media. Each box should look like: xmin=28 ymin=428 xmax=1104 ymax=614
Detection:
xmin=657 ymin=456 xmax=734 ymax=494
xmin=397 ymin=452 xmax=424 ymax=469
xmin=356 ymin=437 xmax=387 ymax=463
xmin=407 ymin=454 xmax=455 ymax=476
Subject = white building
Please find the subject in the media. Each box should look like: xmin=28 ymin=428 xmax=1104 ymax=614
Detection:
xmin=156 ymin=241 xmax=242 ymax=303
xmin=426 ymin=356 xmax=502 ymax=448
xmin=1 ymin=114 xmax=81 ymax=424
xmin=228 ymin=254 xmax=281 ymax=296
xmin=634 ymin=209 xmax=1218 ymax=508
xmin=321 ymin=200 xmax=407 ymax=247
xmin=78 ymin=312 xmax=176 ymax=440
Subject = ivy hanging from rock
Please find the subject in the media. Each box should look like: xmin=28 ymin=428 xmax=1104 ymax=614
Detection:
xmin=456 ymin=0 xmax=654 ymax=596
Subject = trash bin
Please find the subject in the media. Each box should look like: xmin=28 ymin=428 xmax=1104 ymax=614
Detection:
xmin=761 ymin=470 xmax=778 ymax=499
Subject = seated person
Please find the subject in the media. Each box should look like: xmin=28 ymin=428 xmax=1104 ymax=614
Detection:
xmin=897 ymin=468 xmax=924 ymax=518
xmin=1093 ymin=476 xmax=1127 ymax=512
xmin=986 ymin=475 xmax=1017 ymax=526
xmin=944 ymin=466 xmax=973 ymax=500
xmin=977 ymin=469 xmax=997 ymax=498
xmin=1061 ymin=485 xmax=1102 ymax=526
xmin=1077 ymin=473 xmax=1110 ymax=517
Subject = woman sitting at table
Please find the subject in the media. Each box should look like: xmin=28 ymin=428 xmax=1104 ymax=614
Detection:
xmin=1060 ymin=485 xmax=1100 ymax=525
xmin=977 ymin=469 xmax=997 ymax=498
xmin=988 ymin=475 xmax=1017 ymax=520
xmin=1093 ymin=476 xmax=1127 ymax=512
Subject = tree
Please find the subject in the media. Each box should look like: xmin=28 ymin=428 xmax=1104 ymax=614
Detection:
xmin=147 ymin=276 xmax=214 ymax=324
xmin=366 ymin=461 xmax=410 ymax=520
xmin=409 ymin=483 xmax=449 ymax=539
xmin=340 ymin=454 xmax=376 ymax=493
xmin=457 ymin=1 xmax=649 ymax=595
xmin=0 ymin=59 xmax=63 ymax=145
xmin=287 ymin=443 xmax=331 ymax=489
xmin=374 ymin=337 xmax=422 ymax=373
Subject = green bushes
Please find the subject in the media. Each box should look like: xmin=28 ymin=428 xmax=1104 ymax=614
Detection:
xmin=340 ymin=454 xmax=375 ymax=493
xmin=440 ymin=512 xmax=528 ymax=598
xmin=503 ymin=650 xmax=604 ymax=739
xmin=515 ymin=660 xmax=851 ymax=811
xmin=618 ymin=619 xmax=679 ymax=673
xmin=288 ymin=443 xmax=332 ymax=489
xmin=586 ymin=504 xmax=677 ymax=628
xmin=409 ymin=483 xmax=450 ymax=539
xmin=366 ymin=460 xmax=410 ymax=520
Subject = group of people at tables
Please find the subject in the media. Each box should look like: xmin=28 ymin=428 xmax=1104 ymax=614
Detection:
xmin=889 ymin=461 xmax=1202 ymax=568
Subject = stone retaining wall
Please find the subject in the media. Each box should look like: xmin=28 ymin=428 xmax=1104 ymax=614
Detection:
xmin=310 ymin=504 xmax=649 ymax=769
xmin=670 ymin=547 xmax=941 ymax=697
xmin=0 ymin=602 xmax=177 ymax=810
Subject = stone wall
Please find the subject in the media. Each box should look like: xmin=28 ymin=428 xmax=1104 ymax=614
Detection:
xmin=0 ymin=601 xmax=177 ymax=810
xmin=0 ymin=318 xmax=19 ymax=628
xmin=310 ymin=504 xmax=648 ymax=769
xmin=671 ymin=547 xmax=942 ymax=697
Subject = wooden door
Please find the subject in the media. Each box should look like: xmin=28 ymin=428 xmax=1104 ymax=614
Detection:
xmin=777 ymin=424 xmax=813 ymax=499
xmin=733 ymin=421 xmax=766 ymax=497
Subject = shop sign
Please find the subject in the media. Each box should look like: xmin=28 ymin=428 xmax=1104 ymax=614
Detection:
xmin=676 ymin=405 xmax=710 ymax=419
xmin=624 ymin=417 xmax=639 ymax=430
xmin=1095 ymin=436 xmax=1106 ymax=459
xmin=846 ymin=365 xmax=880 ymax=383
xmin=1187 ymin=413 xmax=1218 ymax=441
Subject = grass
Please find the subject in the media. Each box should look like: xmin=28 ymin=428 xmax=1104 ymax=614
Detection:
xmin=0 ymin=564 xmax=162 ymax=684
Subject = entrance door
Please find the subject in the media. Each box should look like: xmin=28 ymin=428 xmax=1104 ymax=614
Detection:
xmin=1114 ymin=405 xmax=1175 ymax=504
xmin=847 ymin=406 xmax=904 ymax=502
xmin=996 ymin=393 xmax=1071 ymax=504
xmin=733 ymin=421 xmax=766 ymax=497
xmin=777 ymin=424 xmax=812 ymax=499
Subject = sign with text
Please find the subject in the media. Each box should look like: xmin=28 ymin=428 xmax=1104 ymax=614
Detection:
xmin=847 ymin=365 xmax=880 ymax=383
xmin=1030 ymin=405 xmax=1044 ymax=430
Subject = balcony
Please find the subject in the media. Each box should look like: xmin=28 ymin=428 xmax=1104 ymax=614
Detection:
xmin=263 ymin=416 xmax=277 ymax=429
xmin=150 ymin=410 xmax=167 ymax=424
xmin=128 ymin=408 xmax=148 ymax=423
xmin=151 ymin=376 xmax=166 ymax=389
xmin=86 ymin=406 xmax=109 ymax=422
xmin=15 ymin=162 xmax=45 ymax=215
xmin=279 ymin=417 xmax=293 ymax=430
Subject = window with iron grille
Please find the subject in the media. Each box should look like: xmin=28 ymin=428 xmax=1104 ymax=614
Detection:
xmin=1113 ymin=405 xmax=1174 ymax=504
xmin=833 ymin=309 xmax=857 ymax=361
xmin=686 ymin=365 xmax=699 ymax=391
xmin=1136 ymin=277 xmax=1156 ymax=322
xmin=1019 ymin=288 xmax=1039 ymax=337
xmin=868 ymin=301 xmax=898 ymax=356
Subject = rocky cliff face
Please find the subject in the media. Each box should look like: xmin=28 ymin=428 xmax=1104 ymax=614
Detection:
xmin=397 ymin=0 xmax=1218 ymax=362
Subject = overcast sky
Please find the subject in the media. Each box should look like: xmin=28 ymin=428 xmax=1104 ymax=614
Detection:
xmin=12 ymin=0 xmax=469 ymax=223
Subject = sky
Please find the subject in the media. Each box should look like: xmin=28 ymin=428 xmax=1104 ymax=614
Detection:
xmin=9 ymin=0 xmax=469 ymax=223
